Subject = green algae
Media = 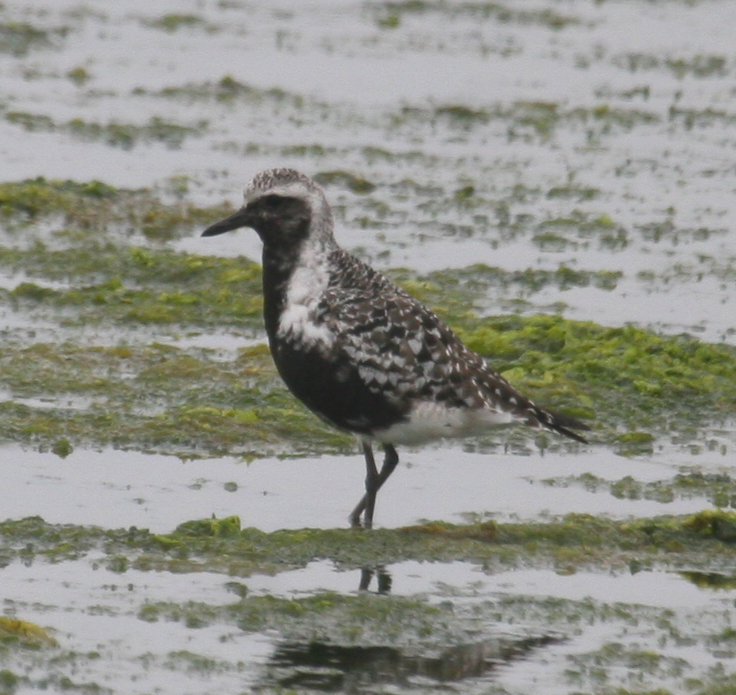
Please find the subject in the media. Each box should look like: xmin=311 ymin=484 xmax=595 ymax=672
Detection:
xmin=3 ymin=246 xmax=264 ymax=329
xmin=6 ymin=512 xmax=736 ymax=577
xmin=3 ymin=112 xmax=206 ymax=150
xmin=616 ymin=52 xmax=728 ymax=79
xmin=175 ymin=516 xmax=244 ymax=539
xmin=0 ymin=21 xmax=66 ymax=56
xmin=139 ymin=590 xmax=446 ymax=646
xmin=66 ymin=66 xmax=91 ymax=87
xmin=0 ymin=177 xmax=231 ymax=238
xmin=535 ymin=210 xmax=628 ymax=250
xmin=385 ymin=266 xmax=591 ymax=332
xmin=547 ymin=184 xmax=600 ymax=201
xmin=458 ymin=315 xmax=736 ymax=435
xmin=7 ymin=505 xmax=736 ymax=694
xmin=371 ymin=1 xmax=580 ymax=29
xmin=566 ymin=643 xmax=688 ymax=691
xmin=141 ymin=14 xmax=208 ymax=33
xmin=0 ymin=618 xmax=58 ymax=649
xmin=0 ymin=178 xmax=117 ymax=219
xmin=542 ymin=471 xmax=736 ymax=509
xmin=136 ymin=75 xmax=304 ymax=108
xmin=388 ymin=100 xmax=660 ymax=142
xmin=314 ymin=170 xmax=377 ymax=195
xmin=669 ymin=105 xmax=736 ymax=131
xmin=0 ymin=343 xmax=352 ymax=457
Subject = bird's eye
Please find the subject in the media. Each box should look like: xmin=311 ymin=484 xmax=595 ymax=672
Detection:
xmin=262 ymin=195 xmax=286 ymax=209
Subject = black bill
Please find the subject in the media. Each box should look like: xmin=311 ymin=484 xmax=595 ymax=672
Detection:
xmin=201 ymin=207 xmax=251 ymax=237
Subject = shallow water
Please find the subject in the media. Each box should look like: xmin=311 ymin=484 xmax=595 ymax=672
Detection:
xmin=4 ymin=549 xmax=735 ymax=694
xmin=2 ymin=0 xmax=736 ymax=692
xmin=0 ymin=444 xmax=712 ymax=532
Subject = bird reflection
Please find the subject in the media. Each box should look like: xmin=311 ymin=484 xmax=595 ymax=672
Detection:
xmin=266 ymin=634 xmax=559 ymax=692
xmin=358 ymin=566 xmax=392 ymax=594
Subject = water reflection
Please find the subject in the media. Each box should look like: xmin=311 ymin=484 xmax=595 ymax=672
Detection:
xmin=358 ymin=566 xmax=392 ymax=594
xmin=264 ymin=635 xmax=559 ymax=692
xmin=680 ymin=570 xmax=736 ymax=590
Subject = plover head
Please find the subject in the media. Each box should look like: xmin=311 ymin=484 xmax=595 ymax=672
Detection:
xmin=202 ymin=168 xmax=334 ymax=249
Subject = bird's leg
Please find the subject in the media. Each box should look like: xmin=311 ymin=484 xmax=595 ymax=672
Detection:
xmin=350 ymin=442 xmax=378 ymax=529
xmin=349 ymin=444 xmax=399 ymax=529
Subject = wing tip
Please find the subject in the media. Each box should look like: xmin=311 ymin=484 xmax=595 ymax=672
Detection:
xmin=552 ymin=423 xmax=590 ymax=444
xmin=536 ymin=407 xmax=591 ymax=444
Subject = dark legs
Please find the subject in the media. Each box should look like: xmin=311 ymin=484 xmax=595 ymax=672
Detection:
xmin=349 ymin=443 xmax=399 ymax=529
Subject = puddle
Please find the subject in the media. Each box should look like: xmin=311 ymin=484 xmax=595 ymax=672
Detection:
xmin=243 ymin=559 xmax=723 ymax=610
xmin=0 ymin=444 xmax=714 ymax=533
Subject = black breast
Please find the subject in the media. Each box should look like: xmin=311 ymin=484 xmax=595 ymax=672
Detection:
xmin=260 ymin=244 xmax=407 ymax=436
xmin=270 ymin=338 xmax=407 ymax=436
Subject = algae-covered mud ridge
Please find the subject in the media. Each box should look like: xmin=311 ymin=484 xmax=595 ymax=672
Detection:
xmin=2 ymin=0 xmax=736 ymax=692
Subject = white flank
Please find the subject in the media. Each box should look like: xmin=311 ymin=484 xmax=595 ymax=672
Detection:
xmin=373 ymin=401 xmax=516 ymax=446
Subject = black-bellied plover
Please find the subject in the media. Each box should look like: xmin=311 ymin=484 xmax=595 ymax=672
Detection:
xmin=202 ymin=168 xmax=589 ymax=528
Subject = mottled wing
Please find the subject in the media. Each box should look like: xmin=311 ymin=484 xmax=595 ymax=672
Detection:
xmin=318 ymin=253 xmax=511 ymax=410
xmin=317 ymin=250 xmax=589 ymax=442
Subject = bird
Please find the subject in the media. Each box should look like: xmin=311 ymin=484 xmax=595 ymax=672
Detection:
xmin=202 ymin=168 xmax=589 ymax=529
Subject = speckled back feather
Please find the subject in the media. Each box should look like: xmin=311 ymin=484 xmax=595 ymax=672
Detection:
xmin=308 ymin=248 xmax=587 ymax=443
